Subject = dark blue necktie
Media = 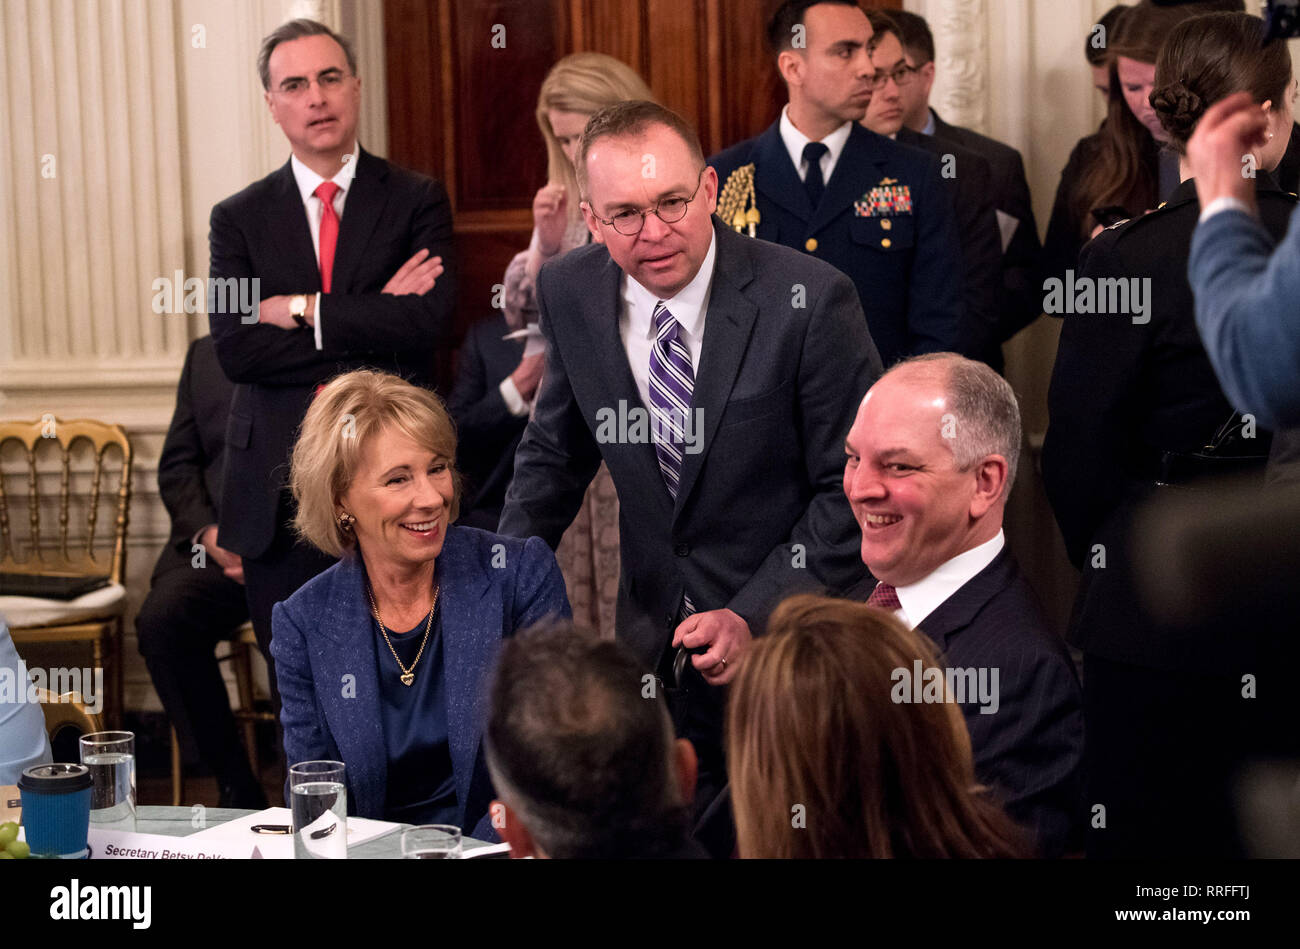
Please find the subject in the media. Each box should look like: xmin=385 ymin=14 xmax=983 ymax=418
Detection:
xmin=802 ymin=141 xmax=829 ymax=208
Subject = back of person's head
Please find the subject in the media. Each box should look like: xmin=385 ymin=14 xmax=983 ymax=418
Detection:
xmin=535 ymin=53 xmax=654 ymax=202
xmin=767 ymin=0 xmax=861 ymax=53
xmin=727 ymin=595 xmax=1028 ymax=858
xmin=485 ymin=624 xmax=694 ymax=859
xmin=1152 ymin=11 xmax=1292 ymax=155
xmin=888 ymin=9 xmax=935 ymax=66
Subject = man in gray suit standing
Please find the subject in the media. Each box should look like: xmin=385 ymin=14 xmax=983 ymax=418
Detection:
xmin=499 ymin=101 xmax=880 ymax=848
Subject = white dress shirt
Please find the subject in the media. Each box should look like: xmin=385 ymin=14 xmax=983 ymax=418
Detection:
xmin=892 ymin=529 xmax=1006 ymax=629
xmin=289 ymin=142 xmax=360 ymax=350
xmin=619 ymin=231 xmax=717 ymax=411
xmin=778 ymin=106 xmax=853 ymax=185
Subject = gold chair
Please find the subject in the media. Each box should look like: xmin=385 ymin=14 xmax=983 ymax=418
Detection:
xmin=33 ymin=687 xmax=106 ymax=745
xmin=0 ymin=418 xmax=132 ymax=727
xmin=170 ymin=621 xmax=274 ymax=805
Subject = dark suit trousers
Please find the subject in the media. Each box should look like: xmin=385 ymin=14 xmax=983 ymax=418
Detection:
xmin=1083 ymin=653 xmax=1296 ymax=858
xmin=657 ymin=646 xmax=733 ymax=858
xmin=240 ymin=493 xmax=337 ymax=716
xmin=136 ymin=561 xmax=260 ymax=798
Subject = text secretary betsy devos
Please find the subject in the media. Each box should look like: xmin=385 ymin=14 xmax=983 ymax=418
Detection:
xmin=270 ymin=370 xmax=570 ymax=840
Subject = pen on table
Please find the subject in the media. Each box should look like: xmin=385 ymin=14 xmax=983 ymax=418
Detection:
xmin=251 ymin=824 xmax=293 ymax=835
xmin=252 ymin=823 xmax=339 ymax=840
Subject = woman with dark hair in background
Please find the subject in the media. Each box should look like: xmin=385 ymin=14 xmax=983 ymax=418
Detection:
xmin=1043 ymin=10 xmax=1297 ymax=858
xmin=1041 ymin=0 xmax=1240 ymax=290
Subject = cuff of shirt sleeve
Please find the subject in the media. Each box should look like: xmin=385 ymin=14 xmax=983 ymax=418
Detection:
xmin=313 ymin=293 xmax=323 ymax=350
xmin=1199 ymin=197 xmax=1254 ymax=224
xmin=499 ymin=377 xmax=529 ymax=417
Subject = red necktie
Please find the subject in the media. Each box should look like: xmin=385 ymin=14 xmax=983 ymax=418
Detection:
xmin=866 ymin=582 xmax=900 ymax=610
xmin=315 ymin=181 xmax=341 ymax=293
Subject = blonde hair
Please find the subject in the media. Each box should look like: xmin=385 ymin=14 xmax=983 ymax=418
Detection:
xmin=727 ymin=595 xmax=1029 ymax=859
xmin=535 ymin=52 xmax=654 ymax=217
xmin=290 ymin=370 xmax=460 ymax=558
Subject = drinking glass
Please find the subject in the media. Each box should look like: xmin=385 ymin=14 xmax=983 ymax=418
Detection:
xmin=289 ymin=760 xmax=348 ymax=859
xmin=79 ymin=731 xmax=136 ymax=832
xmin=401 ymin=824 xmax=462 ymax=859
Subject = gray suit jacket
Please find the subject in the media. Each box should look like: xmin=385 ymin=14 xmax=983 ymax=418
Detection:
xmin=499 ymin=219 xmax=881 ymax=667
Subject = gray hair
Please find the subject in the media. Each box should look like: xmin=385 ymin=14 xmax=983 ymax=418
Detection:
xmin=891 ymin=353 xmax=1022 ymax=498
xmin=258 ymin=18 xmax=358 ymax=91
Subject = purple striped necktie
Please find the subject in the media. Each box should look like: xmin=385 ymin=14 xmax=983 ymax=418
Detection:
xmin=648 ymin=301 xmax=698 ymax=617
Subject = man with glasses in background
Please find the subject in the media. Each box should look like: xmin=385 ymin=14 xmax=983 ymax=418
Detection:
xmin=862 ymin=10 xmax=1003 ymax=370
xmin=886 ymin=9 xmax=1043 ymax=365
xmin=207 ymin=19 xmax=456 ymax=719
xmin=710 ymin=0 xmax=962 ymax=368
xmin=500 ymin=99 xmax=880 ymax=857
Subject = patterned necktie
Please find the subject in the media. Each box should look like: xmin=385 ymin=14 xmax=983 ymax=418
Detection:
xmin=802 ymin=141 xmax=829 ymax=208
xmin=866 ymin=581 xmax=901 ymax=611
xmin=648 ymin=302 xmax=698 ymax=619
xmin=648 ymin=302 xmax=695 ymax=499
xmin=315 ymin=181 xmax=341 ymax=293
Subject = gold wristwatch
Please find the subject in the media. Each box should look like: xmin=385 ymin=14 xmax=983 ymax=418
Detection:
xmin=289 ymin=294 xmax=309 ymax=328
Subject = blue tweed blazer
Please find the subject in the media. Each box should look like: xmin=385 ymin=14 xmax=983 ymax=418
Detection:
xmin=270 ymin=526 xmax=570 ymax=840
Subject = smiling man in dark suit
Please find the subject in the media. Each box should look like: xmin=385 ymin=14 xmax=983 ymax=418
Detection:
xmin=499 ymin=100 xmax=880 ymax=854
xmin=843 ymin=353 xmax=1084 ymax=857
xmin=207 ymin=18 xmax=455 ymax=691
xmin=709 ymin=0 xmax=963 ymax=368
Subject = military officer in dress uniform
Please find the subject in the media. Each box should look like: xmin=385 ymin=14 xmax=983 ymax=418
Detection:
xmin=709 ymin=0 xmax=963 ymax=368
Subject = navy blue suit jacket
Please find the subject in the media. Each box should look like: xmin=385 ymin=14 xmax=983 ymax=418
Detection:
xmin=709 ymin=121 xmax=963 ymax=367
xmin=853 ymin=547 xmax=1084 ymax=856
xmin=270 ymin=527 xmax=569 ymax=840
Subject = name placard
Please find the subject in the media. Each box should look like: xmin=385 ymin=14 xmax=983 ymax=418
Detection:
xmin=87 ymin=828 xmax=252 ymax=859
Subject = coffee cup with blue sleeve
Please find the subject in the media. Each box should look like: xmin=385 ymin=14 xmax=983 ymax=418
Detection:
xmin=18 ymin=763 xmax=93 ymax=859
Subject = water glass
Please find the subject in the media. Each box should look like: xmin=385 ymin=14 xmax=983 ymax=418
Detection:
xmin=79 ymin=731 xmax=136 ymax=832
xmin=290 ymin=760 xmax=348 ymax=859
xmin=401 ymin=824 xmax=462 ymax=859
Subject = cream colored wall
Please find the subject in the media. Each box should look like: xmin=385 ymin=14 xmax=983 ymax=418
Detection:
xmin=0 ymin=0 xmax=386 ymax=712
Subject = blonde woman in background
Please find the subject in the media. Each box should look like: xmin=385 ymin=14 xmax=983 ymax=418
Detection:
xmin=501 ymin=54 xmax=655 ymax=638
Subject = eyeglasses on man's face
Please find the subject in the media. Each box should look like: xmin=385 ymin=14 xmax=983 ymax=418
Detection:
xmin=272 ymin=69 xmax=353 ymax=99
xmin=868 ymin=63 xmax=921 ymax=91
xmin=592 ymin=168 xmax=706 ymax=236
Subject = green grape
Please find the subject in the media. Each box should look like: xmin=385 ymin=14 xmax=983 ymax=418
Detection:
xmin=6 ymin=839 xmax=30 ymax=859
xmin=0 ymin=822 xmax=18 ymax=846
xmin=0 ymin=851 xmax=13 ymax=859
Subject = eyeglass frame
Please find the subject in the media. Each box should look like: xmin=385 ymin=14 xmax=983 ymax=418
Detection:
xmin=867 ymin=62 xmax=922 ymax=91
xmin=586 ymin=167 xmax=708 ymax=236
xmin=269 ymin=68 xmax=356 ymax=99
